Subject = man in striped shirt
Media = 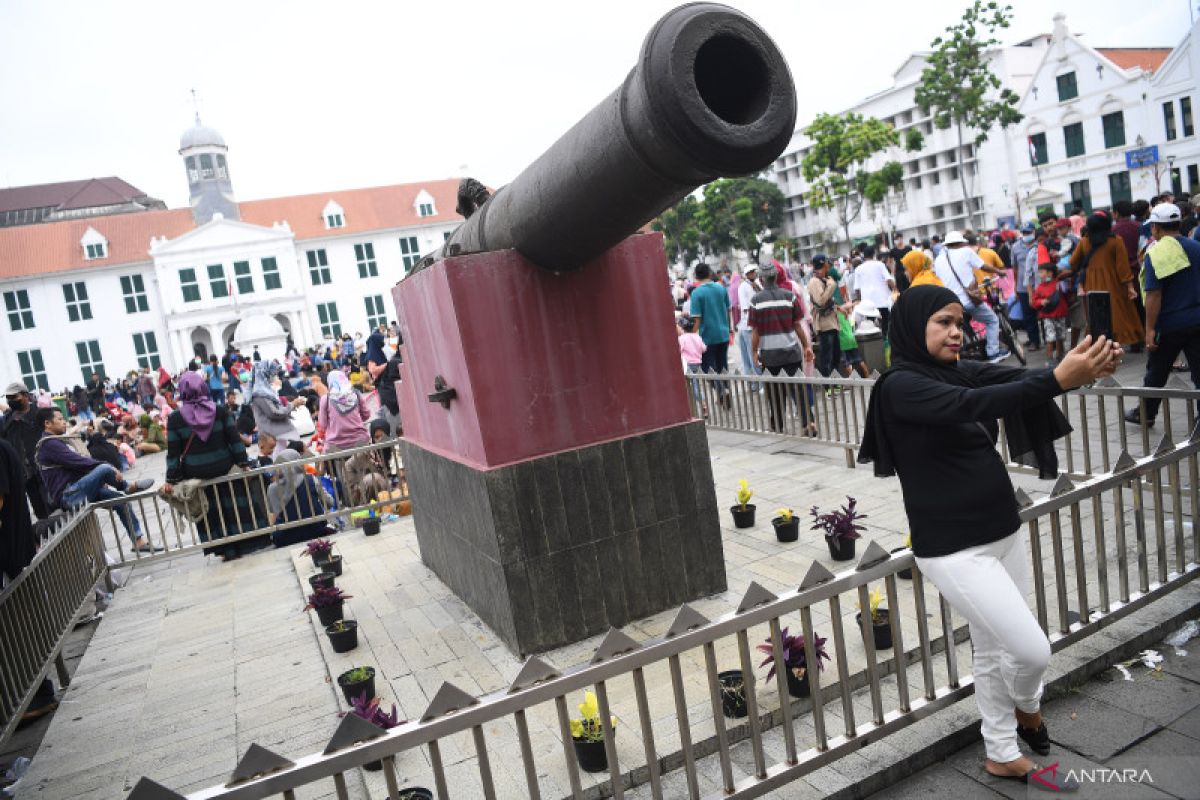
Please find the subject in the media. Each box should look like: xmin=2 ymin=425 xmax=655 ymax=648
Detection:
xmin=749 ymin=263 xmax=816 ymax=434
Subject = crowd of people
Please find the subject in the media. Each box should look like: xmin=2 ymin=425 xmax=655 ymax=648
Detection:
xmin=674 ymin=193 xmax=1199 ymax=431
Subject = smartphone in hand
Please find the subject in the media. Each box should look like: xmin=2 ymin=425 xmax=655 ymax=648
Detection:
xmin=1086 ymin=291 xmax=1113 ymax=343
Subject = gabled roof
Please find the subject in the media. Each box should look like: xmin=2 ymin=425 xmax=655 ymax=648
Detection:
xmin=0 ymin=178 xmax=465 ymax=281
xmin=1095 ymin=48 xmax=1172 ymax=74
xmin=0 ymin=177 xmax=156 ymax=213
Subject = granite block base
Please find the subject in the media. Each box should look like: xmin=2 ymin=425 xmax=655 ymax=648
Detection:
xmin=402 ymin=420 xmax=726 ymax=655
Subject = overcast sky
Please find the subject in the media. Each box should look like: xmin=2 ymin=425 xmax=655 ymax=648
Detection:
xmin=0 ymin=0 xmax=1190 ymax=208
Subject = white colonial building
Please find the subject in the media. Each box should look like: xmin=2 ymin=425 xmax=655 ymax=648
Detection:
xmin=1012 ymin=14 xmax=1179 ymax=218
xmin=773 ymin=35 xmax=1050 ymax=259
xmin=0 ymin=120 xmax=460 ymax=393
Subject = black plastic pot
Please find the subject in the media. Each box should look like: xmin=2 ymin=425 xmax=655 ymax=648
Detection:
xmin=572 ymin=736 xmax=609 ymax=773
xmin=891 ymin=547 xmax=913 ymax=579
xmin=326 ymin=620 xmax=358 ymax=653
xmin=315 ymin=600 xmax=344 ymax=627
xmin=310 ymin=551 xmax=333 ymax=569
xmin=309 ymin=571 xmax=335 ymax=591
xmin=826 ymin=536 xmax=856 ymax=562
xmin=857 ymin=610 xmax=893 ymax=650
xmin=317 ymin=554 xmax=343 ymax=576
xmin=363 ymin=517 xmax=381 ymax=536
xmin=717 ymin=670 xmax=747 ymax=718
xmin=772 ymin=517 xmax=799 ymax=542
xmin=394 ymin=789 xmax=434 ymax=800
xmin=337 ymin=666 xmax=376 ymax=705
xmin=785 ymin=665 xmax=811 ymax=698
xmin=730 ymin=504 xmax=757 ymax=529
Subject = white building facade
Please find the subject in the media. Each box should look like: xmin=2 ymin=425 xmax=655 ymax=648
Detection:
xmin=1012 ymin=14 xmax=1182 ymax=219
xmin=773 ymin=37 xmax=1049 ymax=260
xmin=0 ymin=121 xmax=460 ymax=393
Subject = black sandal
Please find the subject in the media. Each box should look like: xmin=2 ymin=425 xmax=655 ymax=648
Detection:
xmin=1017 ymin=721 xmax=1051 ymax=755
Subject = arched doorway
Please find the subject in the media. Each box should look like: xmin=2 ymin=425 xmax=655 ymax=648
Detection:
xmin=191 ymin=327 xmax=214 ymax=362
xmin=222 ymin=322 xmax=239 ymax=351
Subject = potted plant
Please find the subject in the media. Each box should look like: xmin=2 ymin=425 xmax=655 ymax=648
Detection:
xmin=395 ymin=791 xmax=434 ymax=799
xmin=810 ymin=496 xmax=866 ymax=561
xmin=892 ymin=534 xmax=913 ymax=580
xmin=756 ymin=627 xmax=830 ymax=698
xmin=344 ymin=691 xmax=404 ymax=770
xmin=337 ymin=666 xmax=376 ymax=705
xmin=309 ymin=571 xmax=336 ymax=591
xmin=717 ymin=670 xmax=748 ymax=718
xmin=304 ymin=586 xmax=352 ymax=627
xmin=856 ymin=587 xmax=893 ymax=649
xmin=326 ymin=619 xmax=359 ymax=653
xmin=570 ymin=691 xmax=617 ymax=773
xmin=772 ymin=508 xmax=799 ymax=543
xmin=730 ymin=479 xmax=756 ymax=528
xmin=302 ymin=538 xmax=334 ymax=567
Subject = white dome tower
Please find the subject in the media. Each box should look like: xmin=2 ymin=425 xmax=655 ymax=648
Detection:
xmin=180 ymin=115 xmax=240 ymax=225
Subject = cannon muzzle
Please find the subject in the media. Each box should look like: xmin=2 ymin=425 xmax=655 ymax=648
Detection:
xmin=438 ymin=2 xmax=796 ymax=273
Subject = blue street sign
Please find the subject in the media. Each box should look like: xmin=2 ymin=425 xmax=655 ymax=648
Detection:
xmin=1126 ymin=145 xmax=1160 ymax=169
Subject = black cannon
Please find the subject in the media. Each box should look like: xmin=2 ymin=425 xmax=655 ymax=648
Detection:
xmin=436 ymin=2 xmax=797 ymax=273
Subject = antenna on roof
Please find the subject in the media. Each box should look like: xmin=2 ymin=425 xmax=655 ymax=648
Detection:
xmin=190 ymin=88 xmax=201 ymax=125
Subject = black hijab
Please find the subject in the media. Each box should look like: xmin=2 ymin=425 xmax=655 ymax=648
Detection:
xmin=858 ymin=285 xmax=1070 ymax=479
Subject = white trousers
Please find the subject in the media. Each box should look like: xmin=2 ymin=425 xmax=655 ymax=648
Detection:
xmin=915 ymin=531 xmax=1051 ymax=762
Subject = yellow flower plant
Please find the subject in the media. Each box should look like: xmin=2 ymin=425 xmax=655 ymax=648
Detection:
xmin=775 ymin=508 xmax=794 ymax=522
xmin=570 ymin=690 xmax=617 ymax=742
xmin=736 ymin=479 xmax=753 ymax=509
xmin=857 ymin=586 xmax=886 ymax=624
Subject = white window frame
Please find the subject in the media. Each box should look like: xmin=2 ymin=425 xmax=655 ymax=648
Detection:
xmin=316 ymin=302 xmax=341 ymax=337
xmin=399 ymin=236 xmax=421 ymax=272
xmin=63 ymin=281 xmax=92 ymax=322
xmin=4 ymin=289 xmax=34 ymax=331
xmin=120 ymin=274 xmax=149 ymax=313
xmin=132 ymin=331 xmax=161 ymax=370
xmin=17 ymin=349 xmax=49 ymax=392
xmin=81 ymin=226 xmax=108 ymax=260
xmin=355 ymin=242 xmax=378 ymax=278
xmin=323 ymin=200 xmax=346 ymax=229
xmin=76 ymin=339 xmax=104 ymax=382
xmin=364 ymin=295 xmax=387 ymax=329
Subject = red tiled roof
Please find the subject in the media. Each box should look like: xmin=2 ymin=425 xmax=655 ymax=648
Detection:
xmin=240 ymin=178 xmax=463 ymax=238
xmin=0 ymin=208 xmax=193 ymax=280
xmin=1097 ymin=48 xmax=1172 ymax=74
xmin=0 ymin=177 xmax=154 ymax=213
xmin=0 ymin=179 xmax=464 ymax=280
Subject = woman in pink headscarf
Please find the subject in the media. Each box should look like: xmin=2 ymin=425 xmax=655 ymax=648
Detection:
xmin=317 ymin=370 xmax=371 ymax=453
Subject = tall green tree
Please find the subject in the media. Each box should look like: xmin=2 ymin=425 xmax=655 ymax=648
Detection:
xmin=651 ymin=193 xmax=704 ymax=268
xmin=801 ymin=112 xmax=908 ymax=247
xmin=915 ymin=0 xmax=1023 ymax=230
xmin=696 ymin=177 xmax=786 ymax=263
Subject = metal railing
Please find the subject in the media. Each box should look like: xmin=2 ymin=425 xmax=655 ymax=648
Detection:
xmin=92 ymin=439 xmax=408 ymax=567
xmin=686 ymin=370 xmax=1200 ymax=477
xmin=0 ymin=508 xmax=110 ymax=745
xmin=134 ymin=427 xmax=1200 ymax=800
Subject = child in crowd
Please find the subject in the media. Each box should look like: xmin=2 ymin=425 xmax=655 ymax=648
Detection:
xmin=677 ymin=315 xmax=707 ymax=416
xmin=1031 ymin=263 xmax=1068 ymax=365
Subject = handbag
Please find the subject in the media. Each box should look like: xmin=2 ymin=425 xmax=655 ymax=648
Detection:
xmin=944 ymin=250 xmax=983 ymax=305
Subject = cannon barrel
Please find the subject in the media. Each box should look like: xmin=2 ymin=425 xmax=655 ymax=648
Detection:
xmin=439 ymin=2 xmax=796 ymax=272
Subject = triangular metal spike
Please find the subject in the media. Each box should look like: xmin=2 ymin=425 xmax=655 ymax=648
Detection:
xmin=1095 ymin=375 xmax=1121 ymax=388
xmin=666 ymin=604 xmax=711 ymax=638
xmin=735 ymin=581 xmax=779 ymax=614
xmin=126 ymin=778 xmax=187 ymax=800
xmin=1049 ymin=474 xmax=1075 ymax=497
xmin=590 ymin=627 xmax=641 ymax=664
xmin=856 ymin=540 xmax=892 ymax=571
xmin=1190 ymin=419 xmax=1200 ymax=443
xmin=227 ymin=743 xmax=295 ymax=787
xmin=1113 ymin=450 xmax=1138 ymax=472
xmin=1014 ymin=488 xmax=1034 ymax=508
xmin=869 ymin=369 xmax=882 ymax=379
xmin=420 ymin=681 xmax=478 ymax=722
xmin=1168 ymin=374 xmax=1192 ymax=390
xmin=323 ymin=711 xmax=386 ymax=755
xmin=799 ymin=561 xmax=836 ymax=591
xmin=508 ymin=656 xmax=560 ymax=693
xmin=1154 ymin=433 xmax=1176 ymax=456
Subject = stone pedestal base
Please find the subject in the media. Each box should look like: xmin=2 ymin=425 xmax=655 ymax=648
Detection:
xmin=402 ymin=420 xmax=726 ymax=655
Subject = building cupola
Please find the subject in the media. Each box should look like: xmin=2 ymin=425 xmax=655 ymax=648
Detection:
xmin=179 ymin=114 xmax=239 ymax=225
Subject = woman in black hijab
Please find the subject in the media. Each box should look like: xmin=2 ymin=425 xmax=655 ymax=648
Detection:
xmin=858 ymin=285 xmax=1119 ymax=790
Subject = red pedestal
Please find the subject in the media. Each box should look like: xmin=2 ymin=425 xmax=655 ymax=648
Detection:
xmin=392 ymin=234 xmax=691 ymax=470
